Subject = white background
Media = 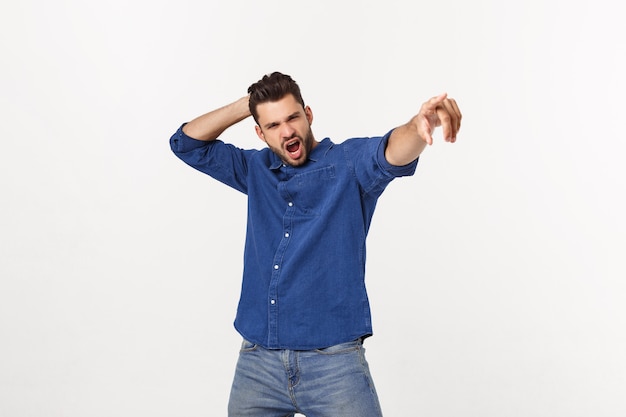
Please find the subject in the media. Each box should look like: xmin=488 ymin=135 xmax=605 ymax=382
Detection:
xmin=1 ymin=0 xmax=625 ymax=416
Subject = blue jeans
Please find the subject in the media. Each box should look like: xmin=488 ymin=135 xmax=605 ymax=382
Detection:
xmin=228 ymin=338 xmax=383 ymax=417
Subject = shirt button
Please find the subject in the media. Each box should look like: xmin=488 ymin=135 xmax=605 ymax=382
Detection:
xmin=270 ymin=299 xmax=276 ymax=305
xmin=274 ymin=264 xmax=279 ymax=270
xmin=288 ymin=202 xmax=293 ymax=207
xmin=284 ymin=232 xmax=290 ymax=238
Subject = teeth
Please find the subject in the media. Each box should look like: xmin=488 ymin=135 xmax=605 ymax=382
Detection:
xmin=286 ymin=142 xmax=300 ymax=154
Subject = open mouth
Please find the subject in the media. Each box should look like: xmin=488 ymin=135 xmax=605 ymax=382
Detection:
xmin=286 ymin=140 xmax=301 ymax=156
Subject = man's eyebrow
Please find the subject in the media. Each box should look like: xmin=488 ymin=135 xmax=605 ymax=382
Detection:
xmin=263 ymin=111 xmax=301 ymax=129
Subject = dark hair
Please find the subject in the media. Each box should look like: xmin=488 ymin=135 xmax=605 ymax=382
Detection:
xmin=247 ymin=72 xmax=305 ymax=123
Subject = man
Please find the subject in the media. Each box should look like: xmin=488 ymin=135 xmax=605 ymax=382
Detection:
xmin=170 ymin=72 xmax=461 ymax=416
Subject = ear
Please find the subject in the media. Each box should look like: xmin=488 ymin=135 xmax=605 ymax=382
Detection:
xmin=255 ymin=125 xmax=266 ymax=143
xmin=305 ymin=105 xmax=314 ymax=125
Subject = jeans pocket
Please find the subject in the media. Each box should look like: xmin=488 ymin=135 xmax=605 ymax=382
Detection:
xmin=313 ymin=339 xmax=361 ymax=355
xmin=240 ymin=339 xmax=258 ymax=352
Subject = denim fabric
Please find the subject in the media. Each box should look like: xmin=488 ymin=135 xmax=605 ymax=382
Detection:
xmin=171 ymin=126 xmax=417 ymax=349
xmin=228 ymin=339 xmax=383 ymax=417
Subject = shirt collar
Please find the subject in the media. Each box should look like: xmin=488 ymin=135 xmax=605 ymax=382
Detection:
xmin=269 ymin=138 xmax=333 ymax=170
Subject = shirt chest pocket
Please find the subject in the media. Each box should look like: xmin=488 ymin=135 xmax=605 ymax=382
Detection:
xmin=288 ymin=165 xmax=337 ymax=216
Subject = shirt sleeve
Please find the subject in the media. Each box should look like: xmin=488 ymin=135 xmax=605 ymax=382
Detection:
xmin=169 ymin=124 xmax=255 ymax=194
xmin=345 ymin=130 xmax=418 ymax=196
xmin=375 ymin=129 xmax=419 ymax=177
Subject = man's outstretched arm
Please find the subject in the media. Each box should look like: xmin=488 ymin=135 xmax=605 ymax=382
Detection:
xmin=385 ymin=93 xmax=462 ymax=166
xmin=182 ymin=96 xmax=251 ymax=141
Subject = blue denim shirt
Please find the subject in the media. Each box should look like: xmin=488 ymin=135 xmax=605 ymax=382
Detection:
xmin=170 ymin=125 xmax=417 ymax=349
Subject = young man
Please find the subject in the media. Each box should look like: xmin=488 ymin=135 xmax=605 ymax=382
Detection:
xmin=170 ymin=72 xmax=461 ymax=417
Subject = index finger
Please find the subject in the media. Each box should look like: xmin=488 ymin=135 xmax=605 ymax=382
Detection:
xmin=422 ymin=93 xmax=448 ymax=112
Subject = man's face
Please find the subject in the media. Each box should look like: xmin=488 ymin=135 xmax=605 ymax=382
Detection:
xmin=254 ymin=94 xmax=317 ymax=167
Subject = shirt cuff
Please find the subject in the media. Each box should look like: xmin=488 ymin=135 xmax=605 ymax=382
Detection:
xmin=170 ymin=123 xmax=213 ymax=153
xmin=376 ymin=129 xmax=419 ymax=177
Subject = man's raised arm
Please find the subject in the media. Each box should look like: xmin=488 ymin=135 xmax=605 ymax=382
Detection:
xmin=182 ymin=96 xmax=251 ymax=141
xmin=385 ymin=93 xmax=462 ymax=166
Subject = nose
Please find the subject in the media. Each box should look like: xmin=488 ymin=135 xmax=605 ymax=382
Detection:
xmin=280 ymin=123 xmax=296 ymax=140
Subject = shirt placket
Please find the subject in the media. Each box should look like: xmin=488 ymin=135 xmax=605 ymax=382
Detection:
xmin=268 ymin=174 xmax=295 ymax=348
